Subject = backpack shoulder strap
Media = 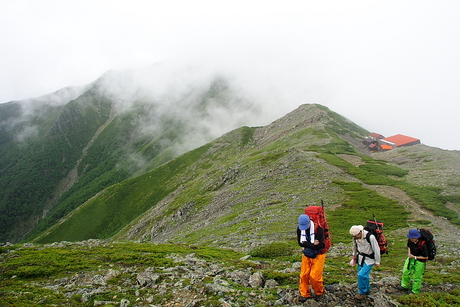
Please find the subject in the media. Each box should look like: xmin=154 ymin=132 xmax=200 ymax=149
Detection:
xmin=418 ymin=240 xmax=426 ymax=249
xmin=365 ymin=231 xmax=372 ymax=244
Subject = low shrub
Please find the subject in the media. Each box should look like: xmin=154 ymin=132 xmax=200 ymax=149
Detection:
xmin=397 ymin=289 xmax=460 ymax=306
xmin=249 ymin=242 xmax=296 ymax=259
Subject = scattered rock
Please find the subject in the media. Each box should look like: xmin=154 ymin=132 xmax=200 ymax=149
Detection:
xmin=248 ymin=271 xmax=265 ymax=288
xmin=7 ymin=238 xmax=459 ymax=306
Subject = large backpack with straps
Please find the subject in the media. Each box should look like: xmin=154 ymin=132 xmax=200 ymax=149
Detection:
xmin=364 ymin=218 xmax=389 ymax=255
xmin=304 ymin=200 xmax=332 ymax=254
xmin=418 ymin=228 xmax=436 ymax=260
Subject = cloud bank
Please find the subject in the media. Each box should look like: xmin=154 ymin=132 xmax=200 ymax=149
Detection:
xmin=1 ymin=1 xmax=459 ymax=150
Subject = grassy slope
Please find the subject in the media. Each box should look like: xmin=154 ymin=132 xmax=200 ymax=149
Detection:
xmin=7 ymin=104 xmax=460 ymax=306
xmin=33 ymin=143 xmax=213 ymax=243
xmin=0 ymin=92 xmax=112 ymax=242
xmin=29 ymin=105 xmax=408 ymax=244
xmin=32 ymin=104 xmax=459 ymax=248
xmin=2 ymin=104 xmax=459 ymax=306
xmin=21 ymin=77 xmax=259 ymax=243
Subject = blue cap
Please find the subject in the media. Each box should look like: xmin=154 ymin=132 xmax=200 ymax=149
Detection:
xmin=407 ymin=229 xmax=421 ymax=239
xmin=298 ymin=214 xmax=311 ymax=230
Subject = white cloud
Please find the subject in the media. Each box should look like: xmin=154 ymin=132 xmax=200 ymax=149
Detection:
xmin=1 ymin=0 xmax=460 ymax=150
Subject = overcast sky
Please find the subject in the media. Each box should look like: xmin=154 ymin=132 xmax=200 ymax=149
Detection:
xmin=1 ymin=1 xmax=460 ymax=150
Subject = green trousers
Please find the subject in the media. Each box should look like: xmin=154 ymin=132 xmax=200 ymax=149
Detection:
xmin=401 ymin=258 xmax=426 ymax=293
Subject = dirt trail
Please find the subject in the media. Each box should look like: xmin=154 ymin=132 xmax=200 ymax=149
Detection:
xmin=338 ymin=153 xmax=460 ymax=245
xmin=368 ymin=185 xmax=460 ymax=244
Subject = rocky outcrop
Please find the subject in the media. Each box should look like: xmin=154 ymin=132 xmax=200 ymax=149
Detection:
xmin=5 ymin=240 xmax=456 ymax=307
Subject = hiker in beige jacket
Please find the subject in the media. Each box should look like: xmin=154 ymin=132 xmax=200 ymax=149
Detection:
xmin=350 ymin=225 xmax=381 ymax=300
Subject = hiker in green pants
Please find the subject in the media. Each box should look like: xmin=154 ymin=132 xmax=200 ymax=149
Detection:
xmin=399 ymin=229 xmax=428 ymax=294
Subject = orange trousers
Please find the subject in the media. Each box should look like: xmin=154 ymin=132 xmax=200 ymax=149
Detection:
xmin=299 ymin=252 xmax=326 ymax=297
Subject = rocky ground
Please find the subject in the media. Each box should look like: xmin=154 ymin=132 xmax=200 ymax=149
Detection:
xmin=5 ymin=141 xmax=460 ymax=306
xmin=5 ymin=155 xmax=459 ymax=306
xmin=4 ymin=236 xmax=454 ymax=307
xmin=36 ymin=249 xmax=460 ymax=307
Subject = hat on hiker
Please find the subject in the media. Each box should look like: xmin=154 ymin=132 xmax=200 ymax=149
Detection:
xmin=298 ymin=214 xmax=311 ymax=230
xmin=407 ymin=229 xmax=421 ymax=239
xmin=349 ymin=225 xmax=364 ymax=236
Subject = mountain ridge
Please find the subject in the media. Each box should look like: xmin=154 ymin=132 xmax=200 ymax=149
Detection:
xmin=1 ymin=64 xmax=459 ymax=246
xmin=0 ymin=69 xmax=262 ymax=242
xmin=32 ymin=105 xmax=360 ymax=245
xmin=1 ymin=67 xmax=459 ymax=307
xmin=30 ymin=104 xmax=460 ymax=252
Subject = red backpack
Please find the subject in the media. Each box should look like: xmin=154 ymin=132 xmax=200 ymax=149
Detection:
xmin=364 ymin=218 xmax=389 ymax=255
xmin=304 ymin=200 xmax=332 ymax=254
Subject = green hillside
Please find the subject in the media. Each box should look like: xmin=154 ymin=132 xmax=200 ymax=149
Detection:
xmin=33 ymin=143 xmax=212 ymax=242
xmin=33 ymin=104 xmax=460 ymax=248
xmin=0 ymin=73 xmax=258 ymax=243
xmin=3 ymin=103 xmax=460 ymax=307
xmin=0 ymin=89 xmax=112 ymax=242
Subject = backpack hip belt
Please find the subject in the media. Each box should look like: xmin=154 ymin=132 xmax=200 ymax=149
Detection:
xmin=357 ymin=251 xmax=375 ymax=266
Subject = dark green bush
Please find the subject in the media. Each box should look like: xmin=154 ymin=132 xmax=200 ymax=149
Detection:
xmin=397 ymin=289 xmax=460 ymax=306
xmin=359 ymin=163 xmax=409 ymax=177
xmin=249 ymin=242 xmax=296 ymax=258
xmin=262 ymin=270 xmax=298 ymax=285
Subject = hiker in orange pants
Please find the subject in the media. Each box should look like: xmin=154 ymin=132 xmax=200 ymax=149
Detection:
xmin=299 ymin=252 xmax=326 ymax=298
xmin=297 ymin=214 xmax=326 ymax=302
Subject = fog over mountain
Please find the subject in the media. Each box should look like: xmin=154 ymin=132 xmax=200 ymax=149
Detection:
xmin=1 ymin=1 xmax=460 ymax=150
xmin=0 ymin=63 xmax=282 ymax=242
xmin=1 ymin=60 xmax=459 ymax=245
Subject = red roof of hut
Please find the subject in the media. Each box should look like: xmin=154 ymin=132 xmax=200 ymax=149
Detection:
xmin=382 ymin=134 xmax=420 ymax=147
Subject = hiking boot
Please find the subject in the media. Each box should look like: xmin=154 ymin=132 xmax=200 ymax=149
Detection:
xmin=299 ymin=296 xmax=311 ymax=303
xmin=397 ymin=286 xmax=409 ymax=292
xmin=355 ymin=293 xmax=366 ymax=300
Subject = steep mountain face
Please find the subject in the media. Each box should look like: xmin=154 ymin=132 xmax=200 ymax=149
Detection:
xmin=25 ymin=105 xmax=376 ymax=247
xmin=32 ymin=103 xmax=460 ymax=249
xmin=0 ymin=66 xmax=261 ymax=243
xmin=2 ymin=63 xmax=460 ymax=246
xmin=32 ymin=104 xmax=351 ymax=244
xmin=114 ymin=104 xmax=367 ymax=248
xmin=0 ymin=87 xmax=113 ymax=242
